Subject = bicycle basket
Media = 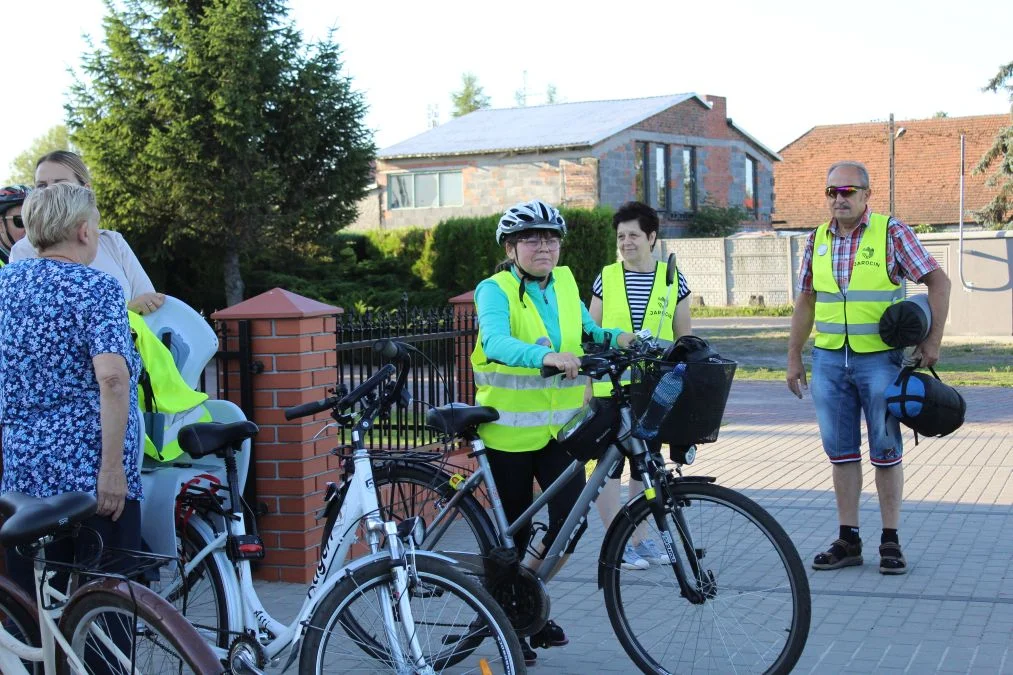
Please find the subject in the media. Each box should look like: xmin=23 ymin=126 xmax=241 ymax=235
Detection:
xmin=630 ymin=350 xmax=736 ymax=446
xmin=554 ymin=396 xmax=620 ymax=463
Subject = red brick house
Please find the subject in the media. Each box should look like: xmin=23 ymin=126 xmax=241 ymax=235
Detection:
xmin=360 ymin=94 xmax=780 ymax=235
xmin=773 ymin=114 xmax=1008 ymax=231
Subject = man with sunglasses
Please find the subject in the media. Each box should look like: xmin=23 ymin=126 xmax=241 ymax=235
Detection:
xmin=786 ymin=161 xmax=950 ymax=576
xmin=0 ymin=185 xmax=30 ymax=266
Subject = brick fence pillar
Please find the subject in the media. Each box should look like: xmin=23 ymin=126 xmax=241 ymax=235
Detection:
xmin=212 ymin=288 xmax=342 ymax=583
xmin=449 ymin=291 xmax=476 ymax=405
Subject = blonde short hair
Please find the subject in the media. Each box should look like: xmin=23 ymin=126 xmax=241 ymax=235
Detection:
xmin=22 ymin=183 xmax=98 ymax=251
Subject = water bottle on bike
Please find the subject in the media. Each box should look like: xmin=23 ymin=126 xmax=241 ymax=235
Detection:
xmin=633 ymin=362 xmax=686 ymax=441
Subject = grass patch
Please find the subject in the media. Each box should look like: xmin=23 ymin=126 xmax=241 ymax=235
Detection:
xmin=697 ymin=328 xmax=1013 ymax=387
xmin=691 ymin=305 xmax=794 ymax=318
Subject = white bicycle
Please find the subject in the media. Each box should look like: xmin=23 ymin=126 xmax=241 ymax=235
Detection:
xmin=157 ymin=341 xmax=524 ymax=674
xmin=0 ymin=491 xmax=223 ymax=674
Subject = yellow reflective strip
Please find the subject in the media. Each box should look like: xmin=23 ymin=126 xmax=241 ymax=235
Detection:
xmin=644 ymin=487 xmax=656 ymax=501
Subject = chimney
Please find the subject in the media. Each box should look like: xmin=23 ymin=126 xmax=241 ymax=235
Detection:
xmin=704 ymin=94 xmax=727 ymax=119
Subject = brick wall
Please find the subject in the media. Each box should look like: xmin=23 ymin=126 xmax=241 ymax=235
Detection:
xmin=212 ymin=290 xmax=342 ymax=583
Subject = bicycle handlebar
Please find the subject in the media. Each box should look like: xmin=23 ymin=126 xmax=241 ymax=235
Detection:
xmin=540 ymin=340 xmax=665 ymax=380
xmin=284 ymin=338 xmax=411 ymax=421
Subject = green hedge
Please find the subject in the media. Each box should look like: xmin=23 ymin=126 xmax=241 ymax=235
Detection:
xmin=425 ymin=206 xmax=616 ymax=298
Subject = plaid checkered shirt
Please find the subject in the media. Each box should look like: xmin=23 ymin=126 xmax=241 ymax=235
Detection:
xmin=797 ymin=207 xmax=939 ymax=295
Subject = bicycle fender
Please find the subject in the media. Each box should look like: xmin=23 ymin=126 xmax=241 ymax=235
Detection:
xmin=60 ymin=578 xmax=225 ymax=674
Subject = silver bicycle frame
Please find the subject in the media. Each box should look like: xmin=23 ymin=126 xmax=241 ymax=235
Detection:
xmin=422 ymin=406 xmax=657 ymax=583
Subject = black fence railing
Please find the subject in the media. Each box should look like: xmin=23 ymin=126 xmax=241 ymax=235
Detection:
xmin=335 ymin=303 xmax=478 ymax=451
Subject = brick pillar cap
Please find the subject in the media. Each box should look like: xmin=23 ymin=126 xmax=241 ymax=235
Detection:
xmin=449 ymin=291 xmax=474 ymax=304
xmin=211 ymin=288 xmax=343 ymax=320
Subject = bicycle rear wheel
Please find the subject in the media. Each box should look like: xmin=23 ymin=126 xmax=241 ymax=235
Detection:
xmin=335 ymin=460 xmax=497 ymax=561
xmin=0 ymin=580 xmax=41 ymax=674
xmin=601 ymin=480 xmax=810 ymax=674
xmin=160 ymin=521 xmax=230 ymax=649
xmin=299 ymin=555 xmax=524 ymax=674
xmin=57 ymin=579 xmax=222 ymax=675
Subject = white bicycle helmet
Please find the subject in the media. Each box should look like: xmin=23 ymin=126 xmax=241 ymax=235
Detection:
xmin=495 ymin=199 xmax=567 ymax=245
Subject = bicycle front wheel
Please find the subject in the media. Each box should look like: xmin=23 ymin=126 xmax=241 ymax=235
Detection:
xmin=299 ymin=555 xmax=525 ymax=674
xmin=601 ymin=480 xmax=810 ymax=675
xmin=58 ymin=579 xmax=223 ymax=675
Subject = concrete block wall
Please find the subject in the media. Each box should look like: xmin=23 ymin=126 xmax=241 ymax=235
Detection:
xmin=376 ymin=156 xmax=597 ymax=229
xmin=660 ymin=235 xmax=806 ymax=306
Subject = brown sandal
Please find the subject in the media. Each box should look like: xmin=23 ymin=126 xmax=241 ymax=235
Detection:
xmin=812 ymin=538 xmax=863 ymax=570
xmin=879 ymin=542 xmax=907 ymax=575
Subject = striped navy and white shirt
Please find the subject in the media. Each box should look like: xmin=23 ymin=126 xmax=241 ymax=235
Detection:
xmin=592 ymin=267 xmax=691 ymax=332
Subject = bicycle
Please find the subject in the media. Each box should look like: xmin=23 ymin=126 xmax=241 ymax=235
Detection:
xmin=0 ymin=490 xmax=223 ymax=674
xmin=157 ymin=341 xmax=525 ymax=674
xmin=345 ymin=336 xmax=812 ymax=674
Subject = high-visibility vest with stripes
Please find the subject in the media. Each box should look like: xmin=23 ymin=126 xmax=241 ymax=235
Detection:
xmin=471 ymin=267 xmax=587 ymax=452
xmin=812 ymin=213 xmax=902 ymax=353
xmin=129 ymin=311 xmax=210 ymax=461
xmin=593 ymin=260 xmax=675 ymax=396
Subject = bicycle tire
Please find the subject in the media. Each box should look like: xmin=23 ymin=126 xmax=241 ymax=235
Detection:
xmin=163 ymin=521 xmax=230 ymax=649
xmin=57 ymin=577 xmax=223 ymax=674
xmin=0 ymin=577 xmax=42 ymax=674
xmin=298 ymin=555 xmax=525 ymax=674
xmin=600 ymin=480 xmax=810 ymax=675
xmin=330 ymin=460 xmax=498 ymax=561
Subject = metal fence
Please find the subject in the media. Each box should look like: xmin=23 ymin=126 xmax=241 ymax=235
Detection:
xmin=335 ymin=302 xmax=478 ymax=451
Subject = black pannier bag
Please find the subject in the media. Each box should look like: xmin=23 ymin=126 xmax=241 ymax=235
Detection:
xmin=555 ymin=395 xmax=621 ymax=463
xmin=630 ymin=336 xmax=736 ymax=448
xmin=885 ymin=366 xmax=965 ymax=438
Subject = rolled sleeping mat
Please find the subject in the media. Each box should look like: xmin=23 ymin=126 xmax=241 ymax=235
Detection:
xmin=879 ymin=293 xmax=932 ymax=348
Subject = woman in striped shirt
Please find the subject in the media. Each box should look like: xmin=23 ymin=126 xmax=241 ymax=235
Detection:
xmin=588 ymin=201 xmax=692 ymax=570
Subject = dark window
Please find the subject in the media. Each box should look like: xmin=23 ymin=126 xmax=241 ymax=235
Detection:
xmin=634 ymin=142 xmax=649 ymax=202
xmin=745 ymin=156 xmax=758 ymax=218
xmin=682 ymin=147 xmax=697 ymax=212
xmin=388 ymin=171 xmax=463 ymax=209
xmin=654 ymin=145 xmax=668 ymax=211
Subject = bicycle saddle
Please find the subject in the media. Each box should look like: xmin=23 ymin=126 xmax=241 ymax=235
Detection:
xmin=177 ymin=420 xmax=259 ymax=459
xmin=0 ymin=491 xmax=97 ymax=547
xmin=425 ymin=403 xmax=499 ymax=437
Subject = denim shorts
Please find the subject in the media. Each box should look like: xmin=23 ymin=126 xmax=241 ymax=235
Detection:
xmin=810 ymin=346 xmax=904 ymax=466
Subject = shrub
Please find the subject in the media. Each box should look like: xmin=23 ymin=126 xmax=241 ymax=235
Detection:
xmin=687 ymin=201 xmax=749 ymax=238
xmin=558 ymin=206 xmax=615 ymax=295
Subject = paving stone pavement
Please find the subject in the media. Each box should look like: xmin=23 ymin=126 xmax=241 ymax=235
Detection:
xmin=254 ymin=380 xmax=1013 ymax=673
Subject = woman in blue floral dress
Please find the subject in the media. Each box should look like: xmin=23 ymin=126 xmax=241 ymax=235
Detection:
xmin=0 ymin=182 xmax=142 ymax=595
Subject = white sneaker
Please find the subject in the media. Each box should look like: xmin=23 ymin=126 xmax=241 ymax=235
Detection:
xmin=634 ymin=540 xmax=668 ymax=566
xmin=621 ymin=544 xmax=650 ymax=570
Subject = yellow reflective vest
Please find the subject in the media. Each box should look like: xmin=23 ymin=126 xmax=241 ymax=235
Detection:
xmin=812 ymin=213 xmax=902 ymax=353
xmin=128 ymin=311 xmax=210 ymax=461
xmin=471 ymin=267 xmax=586 ymax=452
xmin=593 ymin=260 xmax=676 ymax=396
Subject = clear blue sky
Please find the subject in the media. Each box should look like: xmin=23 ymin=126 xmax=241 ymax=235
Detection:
xmin=4 ymin=0 xmax=1011 ymax=179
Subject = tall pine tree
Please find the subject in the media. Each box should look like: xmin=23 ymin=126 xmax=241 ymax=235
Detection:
xmin=69 ymin=0 xmax=375 ymax=309
xmin=974 ymin=60 xmax=1013 ymax=229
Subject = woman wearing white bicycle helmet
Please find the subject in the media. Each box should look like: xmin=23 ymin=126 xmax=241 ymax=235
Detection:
xmin=472 ymin=198 xmax=634 ymax=665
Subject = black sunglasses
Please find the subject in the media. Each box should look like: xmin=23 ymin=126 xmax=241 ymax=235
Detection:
xmin=2 ymin=214 xmax=24 ymax=229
